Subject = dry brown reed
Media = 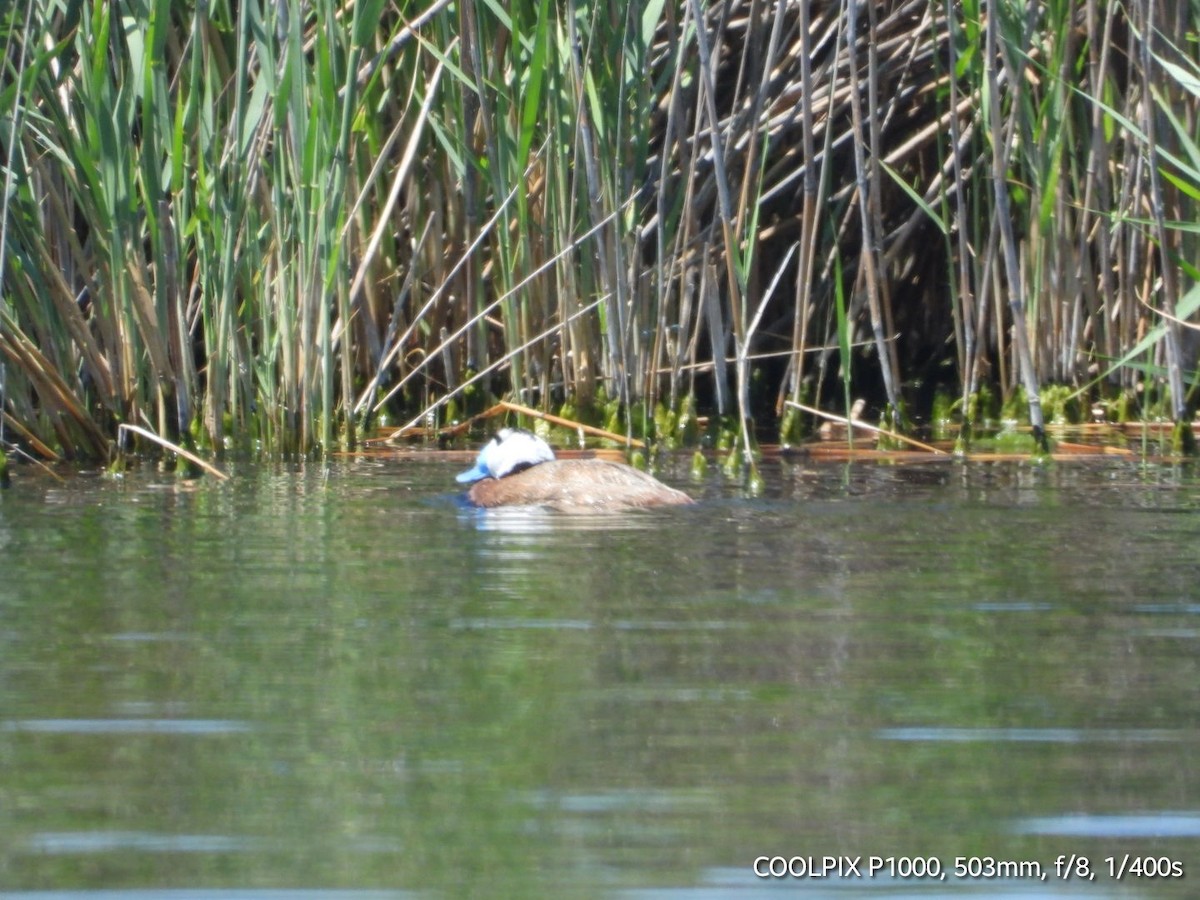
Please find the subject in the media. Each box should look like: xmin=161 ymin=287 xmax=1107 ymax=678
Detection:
xmin=1 ymin=0 xmax=1197 ymax=466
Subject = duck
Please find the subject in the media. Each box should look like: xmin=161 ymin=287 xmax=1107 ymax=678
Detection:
xmin=456 ymin=428 xmax=695 ymax=512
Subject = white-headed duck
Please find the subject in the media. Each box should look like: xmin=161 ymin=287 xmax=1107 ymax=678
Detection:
xmin=456 ymin=428 xmax=694 ymax=513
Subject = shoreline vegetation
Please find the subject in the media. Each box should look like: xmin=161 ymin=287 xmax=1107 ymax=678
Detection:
xmin=2 ymin=0 xmax=1199 ymax=476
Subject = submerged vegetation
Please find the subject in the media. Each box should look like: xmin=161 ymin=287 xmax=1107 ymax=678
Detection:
xmin=2 ymin=0 xmax=1199 ymax=466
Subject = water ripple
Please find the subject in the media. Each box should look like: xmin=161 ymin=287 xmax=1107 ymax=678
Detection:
xmin=25 ymin=832 xmax=249 ymax=854
xmin=2 ymin=719 xmax=252 ymax=735
xmin=1013 ymin=812 xmax=1200 ymax=838
xmin=878 ymin=727 xmax=1181 ymax=743
xmin=0 ymin=893 xmax=413 ymax=900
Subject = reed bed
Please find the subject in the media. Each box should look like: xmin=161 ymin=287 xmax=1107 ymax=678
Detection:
xmin=1 ymin=0 xmax=1198 ymax=465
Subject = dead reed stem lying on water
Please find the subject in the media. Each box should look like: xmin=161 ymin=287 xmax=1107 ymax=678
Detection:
xmin=118 ymin=424 xmax=230 ymax=481
xmin=785 ymin=401 xmax=948 ymax=456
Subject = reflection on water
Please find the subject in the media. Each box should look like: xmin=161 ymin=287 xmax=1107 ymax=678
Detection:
xmin=0 ymin=456 xmax=1198 ymax=897
xmin=878 ymin=728 xmax=1183 ymax=743
xmin=0 ymin=894 xmax=414 ymax=900
xmin=26 ymin=833 xmax=253 ymax=854
xmin=2 ymin=719 xmax=252 ymax=735
xmin=459 ymin=504 xmax=665 ymax=533
xmin=1013 ymin=814 xmax=1200 ymax=839
xmin=624 ymin=868 xmax=1136 ymax=898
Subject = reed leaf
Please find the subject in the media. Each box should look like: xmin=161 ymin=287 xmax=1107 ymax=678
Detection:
xmin=1 ymin=0 xmax=1197 ymax=463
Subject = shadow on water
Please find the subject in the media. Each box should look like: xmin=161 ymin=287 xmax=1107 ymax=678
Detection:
xmin=0 ymin=455 xmax=1198 ymax=897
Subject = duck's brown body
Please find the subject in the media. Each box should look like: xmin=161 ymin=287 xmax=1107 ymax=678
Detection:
xmin=466 ymin=459 xmax=694 ymax=513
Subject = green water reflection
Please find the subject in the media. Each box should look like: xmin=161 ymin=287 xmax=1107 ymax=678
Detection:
xmin=0 ymin=457 xmax=1198 ymax=897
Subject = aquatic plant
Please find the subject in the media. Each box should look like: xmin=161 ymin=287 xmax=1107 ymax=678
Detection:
xmin=1 ymin=0 xmax=1197 ymax=464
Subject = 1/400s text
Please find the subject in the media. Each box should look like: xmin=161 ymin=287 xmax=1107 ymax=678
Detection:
xmin=753 ymin=855 xmax=1186 ymax=881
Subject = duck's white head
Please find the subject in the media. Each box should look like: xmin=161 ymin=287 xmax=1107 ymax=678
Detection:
xmin=456 ymin=428 xmax=556 ymax=483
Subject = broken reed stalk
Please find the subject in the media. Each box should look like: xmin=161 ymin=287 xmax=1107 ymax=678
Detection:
xmin=118 ymin=424 xmax=230 ymax=481
xmin=495 ymin=400 xmax=646 ymax=449
xmin=785 ymin=401 xmax=948 ymax=456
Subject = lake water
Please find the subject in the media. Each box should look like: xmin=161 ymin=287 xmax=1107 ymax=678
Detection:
xmin=1 ymin=452 xmax=1198 ymax=899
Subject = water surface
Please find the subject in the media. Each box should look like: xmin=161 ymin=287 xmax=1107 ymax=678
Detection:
xmin=1 ymin=455 xmax=1198 ymax=898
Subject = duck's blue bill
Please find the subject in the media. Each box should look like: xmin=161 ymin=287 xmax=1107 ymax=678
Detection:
xmin=456 ymin=461 xmax=489 ymax=484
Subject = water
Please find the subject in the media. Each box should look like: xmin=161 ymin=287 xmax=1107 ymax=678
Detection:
xmin=1 ymin=455 xmax=1198 ymax=898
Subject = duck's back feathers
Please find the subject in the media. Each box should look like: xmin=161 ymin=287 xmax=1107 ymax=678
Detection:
xmin=466 ymin=459 xmax=694 ymax=513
